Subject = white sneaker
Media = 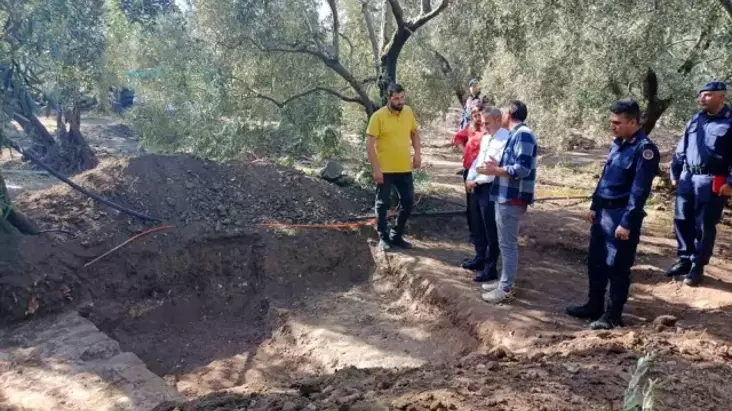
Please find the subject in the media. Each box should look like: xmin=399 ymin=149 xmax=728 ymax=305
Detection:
xmin=482 ymin=287 xmax=510 ymax=304
xmin=481 ymin=281 xmax=500 ymax=291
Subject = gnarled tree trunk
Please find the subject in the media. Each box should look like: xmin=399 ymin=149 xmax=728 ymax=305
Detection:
xmin=641 ymin=68 xmax=671 ymax=135
xmin=55 ymin=104 xmax=99 ymax=174
xmin=0 ymin=171 xmax=38 ymax=236
xmin=15 ymin=102 xmax=98 ymax=175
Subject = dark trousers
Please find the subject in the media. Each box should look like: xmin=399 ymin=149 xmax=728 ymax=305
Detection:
xmin=587 ymin=207 xmax=643 ymax=318
xmin=375 ymin=172 xmax=414 ymax=240
xmin=472 ymin=184 xmax=500 ymax=277
xmin=674 ymin=172 xmax=726 ymax=266
xmin=462 ymin=169 xmax=475 ymax=243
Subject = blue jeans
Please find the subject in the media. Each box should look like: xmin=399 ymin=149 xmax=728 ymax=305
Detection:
xmin=495 ymin=203 xmax=526 ymax=291
xmin=674 ymin=171 xmax=726 ymax=266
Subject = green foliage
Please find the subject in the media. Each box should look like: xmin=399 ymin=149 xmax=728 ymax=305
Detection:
xmin=108 ymin=0 xmax=348 ymax=162
xmin=9 ymin=0 xmax=731 ymax=168
xmin=469 ymin=0 xmax=731 ymax=146
xmin=623 ymin=353 xmax=658 ymax=411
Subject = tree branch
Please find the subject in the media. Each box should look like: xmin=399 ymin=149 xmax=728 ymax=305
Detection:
xmin=326 ymin=0 xmax=339 ymax=57
xmin=360 ymin=0 xmax=381 ymax=75
xmin=421 ymin=0 xmax=432 ymax=15
xmin=248 ymin=87 xmax=364 ymax=108
xmin=409 ymin=0 xmax=449 ymax=30
xmin=379 ymin=0 xmax=392 ymax=53
xmin=386 ymin=0 xmax=406 ymax=27
xmin=720 ymin=0 xmax=732 ymax=19
xmin=241 ymin=36 xmax=377 ymax=114
xmin=244 ymin=36 xmax=329 ymax=61
xmin=677 ymin=25 xmax=712 ymax=76
xmin=301 ymin=9 xmax=327 ymax=51
xmin=338 ymin=32 xmax=356 ymax=62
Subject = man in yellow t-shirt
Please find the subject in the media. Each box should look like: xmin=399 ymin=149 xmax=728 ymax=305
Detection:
xmin=366 ymin=83 xmax=422 ymax=251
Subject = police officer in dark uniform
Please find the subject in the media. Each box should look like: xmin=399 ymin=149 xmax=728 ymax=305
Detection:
xmin=666 ymin=81 xmax=732 ymax=286
xmin=566 ymin=99 xmax=660 ymax=330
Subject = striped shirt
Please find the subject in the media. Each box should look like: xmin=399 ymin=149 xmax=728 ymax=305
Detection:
xmin=489 ymin=123 xmax=538 ymax=205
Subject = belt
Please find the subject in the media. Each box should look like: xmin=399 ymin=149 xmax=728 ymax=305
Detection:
xmin=593 ymin=196 xmax=629 ymax=210
xmin=683 ymin=164 xmax=727 ymax=176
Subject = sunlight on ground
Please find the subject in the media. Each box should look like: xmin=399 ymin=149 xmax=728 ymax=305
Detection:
xmin=284 ymin=320 xmax=428 ymax=370
xmin=1 ymin=359 xmax=142 ymax=411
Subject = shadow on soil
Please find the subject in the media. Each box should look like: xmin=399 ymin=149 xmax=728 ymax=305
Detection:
xmin=402 ymin=209 xmax=732 ymax=347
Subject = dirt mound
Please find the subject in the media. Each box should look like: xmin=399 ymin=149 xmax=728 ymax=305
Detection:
xmin=19 ymin=154 xmax=370 ymax=232
xmin=2 ymin=154 xmax=374 ymax=324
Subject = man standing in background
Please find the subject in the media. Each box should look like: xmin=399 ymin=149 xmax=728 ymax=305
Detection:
xmin=460 ymin=79 xmax=484 ymax=129
xmin=464 ymin=106 xmax=510 ymax=282
xmin=453 ymin=103 xmax=486 ymax=262
xmin=666 ymin=81 xmax=732 ymax=286
xmin=476 ymin=100 xmax=538 ymax=304
xmin=366 ymin=83 xmax=422 ymax=251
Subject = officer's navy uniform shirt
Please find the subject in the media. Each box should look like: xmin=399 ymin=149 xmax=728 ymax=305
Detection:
xmin=592 ymin=129 xmax=660 ymax=229
xmin=671 ymin=105 xmax=732 ymax=184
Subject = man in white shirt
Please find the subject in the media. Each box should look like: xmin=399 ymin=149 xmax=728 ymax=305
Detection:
xmin=464 ymin=106 xmax=510 ymax=282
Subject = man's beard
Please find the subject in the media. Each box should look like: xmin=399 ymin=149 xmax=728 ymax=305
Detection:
xmin=389 ymin=102 xmax=403 ymax=112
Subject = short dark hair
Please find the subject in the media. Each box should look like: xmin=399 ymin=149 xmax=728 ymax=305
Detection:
xmin=482 ymin=106 xmax=502 ymax=118
xmin=469 ymin=99 xmax=485 ymax=112
xmin=508 ymin=100 xmax=528 ymax=122
xmin=610 ymin=98 xmax=641 ymax=122
xmin=387 ymin=83 xmax=404 ymax=97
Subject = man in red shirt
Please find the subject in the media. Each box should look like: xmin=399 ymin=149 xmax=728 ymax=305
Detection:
xmin=453 ymin=103 xmax=486 ymax=268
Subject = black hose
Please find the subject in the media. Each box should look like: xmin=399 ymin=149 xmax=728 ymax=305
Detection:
xmin=7 ymin=139 xmax=159 ymax=222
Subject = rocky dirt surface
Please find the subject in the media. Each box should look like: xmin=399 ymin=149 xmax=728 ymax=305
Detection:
xmin=152 ymin=141 xmax=732 ymax=411
xmin=0 ymin=311 xmax=182 ymax=411
xmin=17 ymin=154 xmax=371 ymax=233
xmin=1 ymin=153 xmax=373 ymax=324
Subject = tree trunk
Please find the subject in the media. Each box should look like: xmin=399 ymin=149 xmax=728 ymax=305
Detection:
xmin=0 ymin=171 xmax=38 ymax=236
xmin=379 ymin=27 xmax=411 ymax=102
xmin=55 ymin=104 xmax=99 ymax=174
xmin=37 ymin=103 xmax=98 ymax=174
xmin=641 ymin=68 xmax=672 ymax=135
xmin=12 ymin=111 xmax=56 ymax=156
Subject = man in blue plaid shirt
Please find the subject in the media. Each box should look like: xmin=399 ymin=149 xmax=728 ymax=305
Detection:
xmin=476 ymin=100 xmax=538 ymax=303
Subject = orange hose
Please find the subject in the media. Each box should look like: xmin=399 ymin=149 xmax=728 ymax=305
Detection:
xmin=259 ymin=210 xmax=400 ymax=230
xmin=84 ymin=224 xmax=176 ymax=268
xmin=259 ymin=222 xmax=372 ymax=229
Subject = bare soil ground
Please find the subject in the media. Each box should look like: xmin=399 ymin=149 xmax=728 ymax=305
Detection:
xmin=2 ymin=120 xmax=732 ymax=411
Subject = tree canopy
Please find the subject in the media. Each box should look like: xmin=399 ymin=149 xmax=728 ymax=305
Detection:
xmin=1 ymin=0 xmax=731 ymax=166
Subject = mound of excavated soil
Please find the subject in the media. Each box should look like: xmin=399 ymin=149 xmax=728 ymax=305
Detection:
xmin=19 ymin=154 xmax=371 ymax=232
xmin=2 ymin=154 xmax=375 ymax=324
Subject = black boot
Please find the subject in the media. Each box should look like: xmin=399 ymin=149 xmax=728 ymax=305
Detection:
xmin=389 ymin=234 xmax=413 ymax=249
xmin=461 ymin=256 xmax=485 ymax=271
xmin=665 ymin=259 xmax=692 ymax=278
xmin=565 ymin=301 xmax=604 ymax=321
xmin=589 ymin=312 xmax=624 ymax=330
xmin=683 ymin=264 xmax=704 ymax=287
xmin=473 ymin=265 xmax=498 ymax=283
